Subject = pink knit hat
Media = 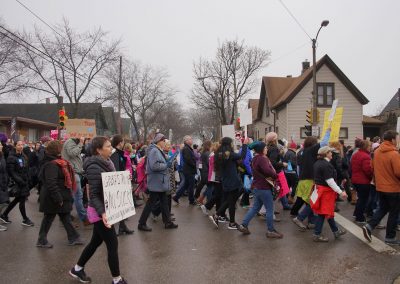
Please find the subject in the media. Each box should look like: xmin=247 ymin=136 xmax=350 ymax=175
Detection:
xmin=265 ymin=132 xmax=278 ymax=143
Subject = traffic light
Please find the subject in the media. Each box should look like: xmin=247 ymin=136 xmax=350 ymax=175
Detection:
xmin=59 ymin=108 xmax=67 ymax=129
xmin=306 ymin=109 xmax=313 ymax=124
xmin=304 ymin=125 xmax=312 ymax=137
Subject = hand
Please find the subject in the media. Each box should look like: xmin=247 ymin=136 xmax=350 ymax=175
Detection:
xmin=340 ymin=191 xmax=348 ymax=199
xmin=102 ymin=213 xmax=112 ymax=229
xmin=282 ymin=162 xmax=288 ymax=168
xmin=79 ymin=137 xmax=85 ymax=145
xmin=341 ymin=179 xmax=347 ymax=187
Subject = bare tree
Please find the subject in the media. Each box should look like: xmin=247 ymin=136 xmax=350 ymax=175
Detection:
xmin=191 ymin=39 xmax=270 ymax=125
xmin=18 ymin=19 xmax=120 ymax=116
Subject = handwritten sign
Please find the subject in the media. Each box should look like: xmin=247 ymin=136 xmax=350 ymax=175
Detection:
xmin=66 ymin=119 xmax=97 ymax=138
xmin=222 ymin=124 xmax=235 ymax=140
xmin=321 ymin=107 xmax=344 ymax=142
xmin=102 ymin=171 xmax=135 ymax=225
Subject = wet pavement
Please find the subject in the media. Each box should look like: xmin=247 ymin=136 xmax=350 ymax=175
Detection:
xmin=0 ymin=195 xmax=399 ymax=284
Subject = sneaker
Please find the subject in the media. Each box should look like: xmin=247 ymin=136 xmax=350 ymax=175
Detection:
xmin=307 ymin=223 xmax=316 ymax=230
xmin=283 ymin=206 xmax=292 ymax=211
xmin=334 ymin=229 xmax=347 ymax=239
xmin=217 ymin=216 xmax=227 ymax=223
xmin=69 ymin=267 xmax=92 ymax=283
xmin=238 ymin=224 xmax=251 ymax=235
xmin=273 ymin=216 xmax=281 ymax=222
xmin=227 ymin=223 xmax=239 ymax=230
xmin=209 ymin=215 xmax=219 ymax=228
xmin=151 ymin=214 xmax=159 ymax=222
xmin=362 ymin=225 xmax=372 ymax=243
xmin=21 ymin=219 xmax=34 ymax=227
xmin=355 ymin=220 xmax=367 ymax=226
xmin=266 ymin=230 xmax=283 ymax=239
xmin=200 ymin=205 xmax=209 ymax=216
xmin=165 ymin=222 xmax=178 ymax=229
xmin=138 ymin=224 xmax=152 ymax=232
xmin=292 ymin=217 xmax=307 ymax=231
xmin=384 ymin=238 xmax=400 ymax=245
xmin=68 ymin=238 xmax=84 ymax=246
xmin=376 ymin=224 xmax=386 ymax=230
xmin=36 ymin=241 xmax=53 ymax=248
xmin=195 ymin=200 xmax=202 ymax=206
xmin=0 ymin=215 xmax=11 ymax=224
xmin=113 ymin=278 xmax=128 ymax=284
xmin=313 ymin=234 xmax=329 ymax=242
xmin=0 ymin=224 xmax=7 ymax=231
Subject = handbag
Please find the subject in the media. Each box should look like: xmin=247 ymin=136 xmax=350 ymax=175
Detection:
xmin=7 ymin=180 xmax=19 ymax=198
xmin=87 ymin=205 xmax=102 ymax=224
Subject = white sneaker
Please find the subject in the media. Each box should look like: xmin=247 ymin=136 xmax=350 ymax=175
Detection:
xmin=200 ymin=205 xmax=209 ymax=216
xmin=0 ymin=224 xmax=7 ymax=231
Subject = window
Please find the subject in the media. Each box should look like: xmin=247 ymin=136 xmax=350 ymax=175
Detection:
xmin=28 ymin=128 xmax=38 ymax=142
xmin=339 ymin=128 xmax=348 ymax=139
xmin=317 ymin=83 xmax=335 ymax=107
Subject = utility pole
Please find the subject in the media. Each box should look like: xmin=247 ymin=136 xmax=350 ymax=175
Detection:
xmin=57 ymin=96 xmax=63 ymax=140
xmin=117 ymin=56 xmax=122 ymax=135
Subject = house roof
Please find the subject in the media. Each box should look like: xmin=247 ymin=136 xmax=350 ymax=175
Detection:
xmin=0 ymin=116 xmax=58 ymax=128
xmin=248 ymin=99 xmax=259 ymax=122
xmin=257 ymin=54 xmax=369 ymax=118
xmin=362 ymin=115 xmax=385 ymax=125
xmin=381 ymin=88 xmax=400 ymax=114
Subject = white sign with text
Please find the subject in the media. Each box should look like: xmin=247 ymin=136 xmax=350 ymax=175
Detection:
xmin=102 ymin=171 xmax=135 ymax=225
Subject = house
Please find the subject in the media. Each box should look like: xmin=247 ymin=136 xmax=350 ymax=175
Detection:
xmin=251 ymin=54 xmax=369 ymax=145
xmin=0 ymin=103 xmax=132 ymax=141
xmin=374 ymin=88 xmax=400 ymax=133
xmin=246 ymin=99 xmax=259 ymax=138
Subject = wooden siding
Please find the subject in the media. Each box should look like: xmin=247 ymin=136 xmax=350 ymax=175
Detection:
xmin=275 ymin=107 xmax=287 ymax=138
xmin=286 ymin=64 xmax=363 ymax=145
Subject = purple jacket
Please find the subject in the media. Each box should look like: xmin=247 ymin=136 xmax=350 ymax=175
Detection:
xmin=251 ymin=154 xmax=277 ymax=190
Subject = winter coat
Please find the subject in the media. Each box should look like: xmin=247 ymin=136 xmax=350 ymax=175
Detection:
xmin=0 ymin=153 xmax=8 ymax=193
xmin=7 ymin=151 xmax=30 ymax=197
xmin=251 ymin=154 xmax=277 ymax=190
xmin=218 ymin=150 xmax=242 ymax=192
xmin=283 ymin=148 xmax=297 ymax=173
xmin=110 ymin=148 xmax=127 ymax=172
xmin=124 ymin=150 xmax=133 ymax=176
xmin=372 ymin=141 xmax=400 ymax=193
xmin=267 ymin=144 xmax=284 ymax=173
xmin=330 ymin=152 xmax=346 ymax=184
xmin=351 ymin=149 xmax=373 ymax=185
xmin=146 ymin=143 xmax=170 ymax=192
xmin=239 ymin=145 xmax=253 ymax=175
xmin=182 ymin=144 xmax=196 ymax=175
xmin=39 ymin=155 xmax=74 ymax=214
xmin=62 ymin=138 xmax=83 ymax=174
xmin=85 ymin=155 xmax=116 ymax=216
xmin=200 ymin=151 xmax=210 ymax=182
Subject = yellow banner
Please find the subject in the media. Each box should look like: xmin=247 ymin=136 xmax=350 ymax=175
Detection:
xmin=321 ymin=107 xmax=343 ymax=142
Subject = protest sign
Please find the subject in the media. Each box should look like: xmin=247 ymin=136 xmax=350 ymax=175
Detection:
xmin=102 ymin=171 xmax=135 ymax=225
xmin=321 ymin=107 xmax=343 ymax=142
xmin=66 ymin=119 xmax=97 ymax=138
xmin=221 ymin=124 xmax=235 ymax=140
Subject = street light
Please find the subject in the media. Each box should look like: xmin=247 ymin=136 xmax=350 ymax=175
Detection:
xmin=312 ymin=20 xmax=329 ymax=135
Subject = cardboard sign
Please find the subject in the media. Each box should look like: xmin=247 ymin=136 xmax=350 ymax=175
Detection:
xmin=240 ymin=108 xmax=253 ymax=127
xmin=221 ymin=124 xmax=235 ymax=140
xmin=66 ymin=119 xmax=97 ymax=138
xmin=102 ymin=171 xmax=135 ymax=225
xmin=321 ymin=107 xmax=344 ymax=142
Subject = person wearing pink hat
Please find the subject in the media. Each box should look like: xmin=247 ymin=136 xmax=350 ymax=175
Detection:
xmin=283 ymin=141 xmax=299 ymax=204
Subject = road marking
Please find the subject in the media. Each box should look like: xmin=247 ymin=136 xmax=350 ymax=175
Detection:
xmin=335 ymin=213 xmax=398 ymax=254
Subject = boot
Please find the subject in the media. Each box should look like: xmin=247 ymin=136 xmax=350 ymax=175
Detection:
xmin=118 ymin=220 xmax=134 ymax=235
xmin=351 ymin=190 xmax=357 ymax=205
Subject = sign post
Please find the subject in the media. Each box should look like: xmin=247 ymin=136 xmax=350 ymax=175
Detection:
xmin=101 ymin=171 xmax=136 ymax=226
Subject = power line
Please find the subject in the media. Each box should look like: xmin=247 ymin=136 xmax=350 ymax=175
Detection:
xmin=0 ymin=25 xmax=104 ymax=90
xmin=278 ymin=0 xmax=312 ymax=40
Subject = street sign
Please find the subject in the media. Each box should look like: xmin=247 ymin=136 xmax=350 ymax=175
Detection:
xmin=312 ymin=126 xmax=320 ymax=137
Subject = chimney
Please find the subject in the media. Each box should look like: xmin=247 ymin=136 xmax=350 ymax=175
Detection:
xmin=286 ymin=75 xmax=292 ymax=78
xmin=302 ymin=60 xmax=310 ymax=74
xmin=45 ymin=98 xmax=51 ymax=104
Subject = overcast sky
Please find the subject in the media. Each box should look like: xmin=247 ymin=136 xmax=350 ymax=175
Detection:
xmin=2 ymin=0 xmax=399 ymax=115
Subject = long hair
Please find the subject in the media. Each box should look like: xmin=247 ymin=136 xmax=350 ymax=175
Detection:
xmin=214 ymin=137 xmax=233 ymax=172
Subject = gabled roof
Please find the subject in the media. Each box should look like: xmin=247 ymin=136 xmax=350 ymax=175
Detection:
xmin=362 ymin=115 xmax=385 ymax=125
xmin=257 ymin=54 xmax=369 ymax=117
xmin=381 ymin=88 xmax=400 ymax=114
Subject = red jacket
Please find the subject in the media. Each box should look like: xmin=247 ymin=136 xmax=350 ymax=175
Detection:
xmin=351 ymin=149 xmax=373 ymax=184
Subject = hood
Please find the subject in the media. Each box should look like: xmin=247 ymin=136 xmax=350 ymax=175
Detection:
xmin=377 ymin=141 xmax=397 ymax=153
xmin=148 ymin=143 xmax=158 ymax=152
xmin=83 ymin=155 xmax=115 ymax=172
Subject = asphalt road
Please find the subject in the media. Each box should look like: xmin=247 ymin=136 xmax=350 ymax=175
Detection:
xmin=0 ymin=195 xmax=399 ymax=284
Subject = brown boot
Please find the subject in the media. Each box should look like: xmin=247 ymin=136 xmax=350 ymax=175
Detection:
xmin=351 ymin=190 xmax=357 ymax=205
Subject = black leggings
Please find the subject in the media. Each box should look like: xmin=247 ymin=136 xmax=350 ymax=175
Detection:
xmin=3 ymin=196 xmax=28 ymax=220
xmin=77 ymin=221 xmax=120 ymax=277
xmin=205 ymin=183 xmax=223 ymax=213
xmin=216 ymin=189 xmax=240 ymax=223
xmin=290 ymin=197 xmax=305 ymax=216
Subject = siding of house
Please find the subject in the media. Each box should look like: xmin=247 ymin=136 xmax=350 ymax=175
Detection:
xmin=275 ymin=107 xmax=287 ymax=138
xmin=287 ymin=65 xmax=363 ymax=145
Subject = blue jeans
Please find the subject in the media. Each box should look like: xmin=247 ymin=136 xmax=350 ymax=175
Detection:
xmin=74 ymin=174 xmax=87 ymax=221
xmin=314 ymin=214 xmax=338 ymax=236
xmin=242 ymin=189 xmax=274 ymax=232
xmin=280 ymin=195 xmax=291 ymax=209
xmin=297 ymin=203 xmax=315 ymax=224
xmin=175 ymin=173 xmax=195 ymax=203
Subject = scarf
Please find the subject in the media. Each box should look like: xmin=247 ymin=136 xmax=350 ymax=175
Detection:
xmin=52 ymin=158 xmax=77 ymax=193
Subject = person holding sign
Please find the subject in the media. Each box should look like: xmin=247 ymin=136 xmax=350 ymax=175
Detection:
xmin=69 ymin=136 xmax=127 ymax=284
xmin=138 ymin=133 xmax=178 ymax=232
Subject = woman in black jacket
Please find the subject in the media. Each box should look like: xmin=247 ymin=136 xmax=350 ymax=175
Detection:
xmin=36 ymin=140 xmax=82 ymax=248
xmin=70 ymin=136 xmax=127 ymax=284
xmin=0 ymin=143 xmax=8 ymax=231
xmin=194 ymin=140 xmax=212 ymax=204
xmin=0 ymin=141 xmax=33 ymax=226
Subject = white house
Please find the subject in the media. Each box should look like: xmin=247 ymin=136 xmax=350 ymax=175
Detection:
xmin=252 ymin=54 xmax=369 ymax=145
